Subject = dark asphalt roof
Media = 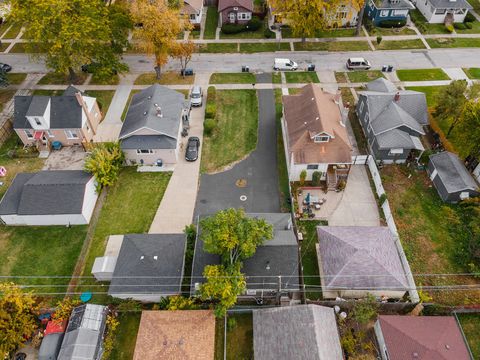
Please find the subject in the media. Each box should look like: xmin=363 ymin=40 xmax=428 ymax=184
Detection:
xmin=26 ymin=96 xmax=50 ymax=117
xmin=428 ymin=0 xmax=472 ymax=9
xmin=119 ymin=84 xmax=185 ymax=140
xmin=373 ymin=0 xmax=415 ymax=9
xmin=429 ymin=151 xmax=479 ymax=193
xmin=109 ymin=234 xmax=186 ymax=296
xmin=62 ymin=85 xmax=84 ymax=97
xmin=0 ymin=170 xmax=93 ymax=216
xmin=120 ymin=134 xmax=177 ymax=150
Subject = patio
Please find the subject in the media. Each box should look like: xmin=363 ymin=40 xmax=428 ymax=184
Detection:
xmin=297 ymin=187 xmax=344 ymax=221
xmin=42 ymin=146 xmax=86 ymax=171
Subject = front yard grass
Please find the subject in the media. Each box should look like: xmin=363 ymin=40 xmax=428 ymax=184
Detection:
xmin=457 ymin=313 xmax=480 ymax=359
xmin=209 ymin=72 xmax=256 ymax=84
xmin=381 ymin=166 xmax=480 ymax=305
xmin=239 ymin=42 xmax=291 ymax=53
xmin=204 ymin=6 xmax=219 ymax=40
xmin=272 ymin=72 xmax=282 ymax=84
xmin=454 ymin=19 xmax=480 ymax=34
xmin=9 ymin=42 xmax=43 ymax=53
xmin=346 ymin=70 xmax=384 ymax=83
xmin=220 ymin=18 xmax=268 ymax=39
xmin=110 ymin=312 xmax=141 ymax=360
xmin=369 ymin=26 xmax=416 ymax=36
xmin=226 ymin=313 xmax=253 ymax=360
xmin=134 ymin=71 xmax=195 ymax=85
xmin=197 ymin=43 xmax=238 ymax=53
xmin=84 ymin=90 xmax=115 ymax=115
xmin=427 ymin=38 xmax=480 ymax=48
xmin=405 ymin=86 xmax=446 ymax=109
xmin=396 ymin=68 xmax=450 ymax=81
xmin=463 ymin=67 xmax=480 ymax=79
xmin=375 ymin=39 xmax=426 ymax=50
xmin=282 ymin=27 xmax=357 ymax=38
xmin=201 ymin=89 xmax=258 ymax=173
xmin=294 ymin=41 xmax=370 ymax=51
xmin=89 ymin=73 xmax=120 ymax=86
xmin=410 ymin=9 xmax=450 ymax=34
xmin=2 ymin=22 xmax=23 ymax=39
xmin=6 ymin=73 xmax=27 ymax=85
xmin=37 ymin=72 xmax=87 ymax=85
xmin=285 ymin=71 xmax=319 ymax=83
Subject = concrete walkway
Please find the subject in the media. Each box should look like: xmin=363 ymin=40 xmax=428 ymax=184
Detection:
xmin=442 ymin=67 xmax=469 ymax=81
xmin=148 ymin=73 xmax=209 ymax=233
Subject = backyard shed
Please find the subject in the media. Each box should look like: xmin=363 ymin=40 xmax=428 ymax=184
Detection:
xmin=39 ymin=333 xmax=64 ymax=360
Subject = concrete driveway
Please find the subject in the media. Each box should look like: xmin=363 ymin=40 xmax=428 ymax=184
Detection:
xmin=194 ymin=73 xmax=280 ymax=216
xmin=328 ymin=165 xmax=380 ymax=226
xmin=42 ymin=146 xmax=86 ymax=170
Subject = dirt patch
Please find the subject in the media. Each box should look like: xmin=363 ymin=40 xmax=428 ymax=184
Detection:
xmin=235 ymin=178 xmax=247 ymax=187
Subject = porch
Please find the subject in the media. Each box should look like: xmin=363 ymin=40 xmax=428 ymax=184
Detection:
xmin=326 ymin=164 xmax=350 ymax=191
xmin=296 ymin=187 xmax=344 ymax=221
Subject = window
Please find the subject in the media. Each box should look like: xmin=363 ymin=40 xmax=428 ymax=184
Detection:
xmin=34 ymin=117 xmax=42 ymax=126
xmin=380 ymin=10 xmax=389 ymax=17
xmin=435 ymin=8 xmax=446 ymax=14
xmin=314 ymin=135 xmax=330 ymax=143
xmin=190 ymin=14 xmax=196 ymax=20
xmin=460 ymin=191 xmax=470 ymax=200
xmin=238 ymin=12 xmax=251 ymax=20
xmin=136 ymin=149 xmax=153 ymax=154
xmin=393 ymin=9 xmax=408 ymax=16
xmin=47 ymin=130 xmax=54 ymax=138
xmin=25 ymin=130 xmax=33 ymax=139
xmin=65 ymin=130 xmax=79 ymax=139
xmin=307 ymin=164 xmax=319 ymax=170
xmin=388 ymin=148 xmax=403 ymax=156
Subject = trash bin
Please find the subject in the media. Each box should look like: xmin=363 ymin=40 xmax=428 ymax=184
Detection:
xmin=387 ymin=65 xmax=394 ymax=72
xmin=156 ymin=159 xmax=163 ymax=167
xmin=242 ymin=65 xmax=249 ymax=73
xmin=181 ymin=68 xmax=194 ymax=76
xmin=307 ymin=64 xmax=315 ymax=72
xmin=382 ymin=65 xmax=388 ymax=72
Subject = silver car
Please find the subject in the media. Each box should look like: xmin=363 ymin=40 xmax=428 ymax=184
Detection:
xmin=190 ymin=86 xmax=203 ymax=107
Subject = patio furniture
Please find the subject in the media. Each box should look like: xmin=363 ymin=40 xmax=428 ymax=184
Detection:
xmin=314 ymin=204 xmax=321 ymax=210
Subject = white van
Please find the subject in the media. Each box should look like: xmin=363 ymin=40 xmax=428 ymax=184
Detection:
xmin=346 ymin=57 xmax=371 ymax=70
xmin=274 ymin=58 xmax=298 ymax=71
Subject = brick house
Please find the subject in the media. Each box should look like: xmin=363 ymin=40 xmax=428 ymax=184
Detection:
xmin=218 ymin=0 xmax=254 ymax=25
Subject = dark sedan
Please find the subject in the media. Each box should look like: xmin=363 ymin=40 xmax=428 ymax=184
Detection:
xmin=0 ymin=63 xmax=12 ymax=73
xmin=185 ymin=136 xmax=200 ymax=162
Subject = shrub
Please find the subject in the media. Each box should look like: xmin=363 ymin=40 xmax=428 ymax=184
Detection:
xmin=466 ymin=21 xmax=473 ymax=29
xmin=166 ymin=296 xmax=199 ymax=310
xmin=102 ymin=314 xmax=120 ymax=360
xmin=445 ymin=24 xmax=454 ymax=33
xmin=378 ymin=19 xmax=407 ymax=28
xmin=204 ymin=118 xmax=216 ymax=136
xmin=379 ymin=193 xmax=387 ymax=206
xmin=84 ymin=142 xmax=124 ymax=191
xmin=246 ymin=16 xmax=262 ymax=31
xmin=376 ymin=35 xmax=382 ymax=45
xmin=454 ymin=22 xmax=467 ymax=30
xmin=227 ymin=316 xmax=237 ymax=331
xmin=465 ymin=12 xmax=475 ymax=22
xmin=311 ymin=171 xmax=321 ymax=186
xmin=205 ymin=102 xmax=216 ymax=118
xmin=353 ymin=294 xmax=378 ymax=325
xmin=299 ymin=169 xmax=307 ymax=185
xmin=221 ymin=23 xmax=245 ymax=34
xmin=264 ymin=27 xmax=275 ymax=38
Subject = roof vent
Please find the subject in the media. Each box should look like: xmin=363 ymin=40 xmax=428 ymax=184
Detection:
xmin=156 ymin=106 xmax=163 ymax=117
xmin=154 ymin=103 xmax=159 ymax=107
xmin=445 ymin=344 xmax=450 ymax=350
xmin=311 ymin=97 xmax=315 ymax=101
xmin=140 ymin=256 xmax=144 ymax=260
xmin=265 ymin=261 xmax=271 ymax=270
xmin=304 ymin=121 xmax=307 ymax=125
xmin=153 ymin=255 xmax=158 ymax=260
xmin=315 ymin=116 xmax=319 ymax=121
xmin=148 ymin=95 xmax=152 ymax=99
xmin=412 ymin=353 xmax=419 ymax=358
xmin=143 ymin=111 xmax=147 ymax=116
xmin=394 ymin=92 xmax=400 ymax=102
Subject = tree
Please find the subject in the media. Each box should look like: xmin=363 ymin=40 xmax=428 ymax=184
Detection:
xmin=0 ymin=283 xmax=38 ymax=358
xmin=456 ymin=100 xmax=480 ymax=158
xmin=52 ymin=298 xmax=81 ymax=322
xmin=131 ymin=0 xmax=191 ymax=79
xmin=300 ymin=169 xmax=307 ymax=185
xmin=9 ymin=0 xmax=128 ymax=81
xmin=200 ymin=264 xmax=246 ymax=318
xmin=353 ymin=293 xmax=378 ymax=325
xmin=84 ymin=142 xmax=124 ymax=191
xmin=200 ymin=208 xmax=273 ymax=267
xmin=171 ymin=41 xmax=196 ymax=77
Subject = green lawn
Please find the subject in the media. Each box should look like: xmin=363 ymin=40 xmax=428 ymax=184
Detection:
xmin=410 ymin=9 xmax=450 ymax=34
xmin=457 ymin=313 xmax=480 ymax=359
xmin=294 ymin=41 xmax=370 ymax=51
xmin=32 ymin=89 xmax=63 ymax=96
xmin=346 ymin=70 xmax=384 ymax=83
xmin=9 ymin=42 xmax=43 ymax=53
xmin=220 ymin=18 xmax=268 ymax=39
xmin=405 ymin=86 xmax=446 ymax=109
xmin=2 ymin=22 xmax=23 ymax=39
xmin=369 ymin=26 xmax=416 ymax=36
xmin=37 ymin=72 xmax=87 ymax=85
xmin=0 ymin=89 xmax=17 ymax=112
xmin=468 ymin=0 xmax=480 ymax=10
xmin=134 ymin=71 xmax=195 ymax=85
xmin=239 ymin=42 xmax=291 ymax=53
xmin=341 ymin=87 xmax=368 ymax=154
xmin=396 ymin=68 xmax=450 ymax=81
xmin=226 ymin=313 xmax=253 ymax=360
xmin=209 ymin=72 xmax=256 ymax=84
xmin=89 ymin=73 xmax=120 ymax=85
xmin=84 ymin=90 xmax=115 ymax=115
xmin=6 ymin=73 xmax=27 ymax=85
xmin=463 ymin=68 xmax=480 ymax=79
xmin=0 ymin=42 xmax=9 ymax=52
xmin=204 ymin=6 xmax=219 ymax=39
xmin=110 ymin=312 xmax=141 ymax=360
xmin=215 ymin=317 xmax=225 ymax=360
xmin=427 ymin=38 xmax=480 ymax=48
xmin=197 ymin=43 xmax=238 ymax=53
xmin=375 ymin=39 xmax=426 ymax=50
xmin=282 ymin=27 xmax=357 ymax=38
xmin=275 ymin=89 xmax=290 ymax=212
xmin=201 ymin=90 xmax=258 ymax=173
xmin=455 ymin=20 xmax=480 ymax=34
xmin=272 ymin=72 xmax=282 ymax=84
xmin=285 ymin=71 xmax=319 ymax=83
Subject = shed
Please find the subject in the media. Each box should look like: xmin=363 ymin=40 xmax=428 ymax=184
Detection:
xmin=428 ymin=151 xmax=480 ymax=203
xmin=39 ymin=333 xmax=64 ymax=360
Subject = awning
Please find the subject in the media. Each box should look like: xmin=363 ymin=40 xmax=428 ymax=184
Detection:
xmin=410 ymin=136 xmax=425 ymax=151
xmin=33 ymin=131 xmax=44 ymax=140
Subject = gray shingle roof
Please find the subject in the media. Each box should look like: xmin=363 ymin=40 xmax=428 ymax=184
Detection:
xmin=429 ymin=151 xmax=479 ymax=193
xmin=120 ymin=135 xmax=177 ymax=150
xmin=428 ymin=0 xmax=472 ymax=9
xmin=0 ymin=170 xmax=93 ymax=216
xmin=62 ymin=85 xmax=84 ymax=97
xmin=26 ymin=96 xmax=50 ymax=117
xmin=371 ymin=101 xmax=425 ymax=136
xmin=317 ymin=226 xmax=409 ymax=291
xmin=366 ymin=77 xmax=398 ymax=93
xmin=119 ymin=84 xmax=185 ymax=141
xmin=39 ymin=333 xmax=64 ymax=360
xmin=109 ymin=234 xmax=186 ymax=296
xmin=253 ymin=305 xmax=343 ymax=360
xmin=376 ymin=128 xmax=417 ymax=149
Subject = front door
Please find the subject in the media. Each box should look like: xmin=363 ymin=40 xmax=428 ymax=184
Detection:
xmin=229 ymin=12 xmax=236 ymax=23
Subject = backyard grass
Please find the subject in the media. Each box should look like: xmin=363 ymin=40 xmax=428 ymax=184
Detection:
xmin=209 ymin=72 xmax=256 ymax=84
xmin=396 ymin=68 xmax=450 ymax=81
xmin=275 ymin=89 xmax=290 ymax=212
xmin=294 ymin=41 xmax=370 ymax=52
xmin=427 ymin=38 xmax=480 ymax=48
xmin=214 ymin=317 xmax=225 ymax=360
xmin=89 ymin=73 xmax=120 ymax=85
xmin=6 ymin=73 xmax=27 ymax=85
xmin=134 ymin=71 xmax=195 ymax=85
xmin=84 ymin=90 xmax=115 ymax=114
xmin=284 ymin=71 xmax=319 ymax=83
xmin=341 ymin=87 xmax=368 ymax=154
xmin=410 ymin=9 xmax=450 ymax=34
xmin=463 ymin=67 xmax=480 ymax=79
xmin=201 ymin=90 xmax=258 ymax=173
xmin=110 ymin=312 xmax=141 ymax=360
xmin=405 ymin=86 xmax=446 ymax=109
xmin=282 ymin=27 xmax=357 ymax=38
xmin=381 ymin=166 xmax=480 ymax=305
xmin=37 ymin=72 xmax=87 ymax=85
xmin=457 ymin=313 xmax=480 ymax=359
xmin=346 ymin=70 xmax=384 ymax=83
xmin=239 ymin=42 xmax=291 ymax=53
xmin=226 ymin=313 xmax=253 ymax=360
xmin=375 ymin=39 xmax=426 ymax=50
xmin=197 ymin=43 xmax=238 ymax=53
xmin=0 ymin=89 xmax=17 ymax=112
xmin=204 ymin=6 xmax=219 ymax=40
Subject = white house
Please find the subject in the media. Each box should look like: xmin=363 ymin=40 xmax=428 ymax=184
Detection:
xmin=414 ymin=0 xmax=472 ymax=23
xmin=181 ymin=0 xmax=204 ymax=27
xmin=0 ymin=170 xmax=98 ymax=226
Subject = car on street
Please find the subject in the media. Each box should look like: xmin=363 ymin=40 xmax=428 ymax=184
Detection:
xmin=0 ymin=63 xmax=12 ymax=73
xmin=346 ymin=57 xmax=371 ymax=70
xmin=190 ymin=86 xmax=203 ymax=107
xmin=274 ymin=58 xmax=298 ymax=71
xmin=185 ymin=136 xmax=200 ymax=161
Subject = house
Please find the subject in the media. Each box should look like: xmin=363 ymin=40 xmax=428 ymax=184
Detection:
xmin=181 ymin=0 xmax=204 ymax=27
xmin=57 ymin=304 xmax=108 ymax=360
xmin=282 ymin=83 xmax=352 ymax=188
xmin=133 ymin=310 xmax=216 ymax=360
xmin=191 ymin=213 xmax=300 ymax=297
xmin=366 ymin=0 xmax=414 ymax=26
xmin=253 ymin=305 xmax=343 ymax=360
xmin=218 ymin=0 xmax=254 ymax=25
xmin=119 ymin=84 xmax=189 ymax=167
xmin=415 ymin=0 xmax=472 ymax=24
xmin=0 ymin=170 xmax=98 ymax=226
xmin=356 ymin=78 xmax=428 ymax=164
xmin=375 ymin=315 xmax=472 ymax=360
xmin=428 ymin=151 xmax=479 ymax=203
xmin=92 ymin=234 xmax=186 ymax=302
xmin=316 ymin=226 xmax=410 ymax=299
xmin=14 ymin=86 xmax=101 ymax=156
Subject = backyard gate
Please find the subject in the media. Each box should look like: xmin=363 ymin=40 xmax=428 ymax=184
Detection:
xmin=351 ymin=155 xmax=369 ymax=165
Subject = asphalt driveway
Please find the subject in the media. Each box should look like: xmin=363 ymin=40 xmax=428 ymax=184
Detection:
xmin=194 ymin=73 xmax=280 ymax=216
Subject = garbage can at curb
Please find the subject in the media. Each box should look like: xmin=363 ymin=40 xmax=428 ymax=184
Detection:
xmin=242 ymin=65 xmax=250 ymax=73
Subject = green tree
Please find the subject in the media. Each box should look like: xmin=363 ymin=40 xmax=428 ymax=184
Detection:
xmin=52 ymin=297 xmax=81 ymax=322
xmin=0 ymin=283 xmax=38 ymax=358
xmin=9 ymin=0 xmax=129 ymax=81
xmin=171 ymin=41 xmax=196 ymax=77
xmin=84 ymin=142 xmax=124 ymax=191
xmin=353 ymin=293 xmax=378 ymax=325
xmin=200 ymin=208 xmax=273 ymax=267
xmin=300 ymin=169 xmax=307 ymax=185
xmin=200 ymin=264 xmax=246 ymax=318
xmin=456 ymin=100 xmax=480 ymax=158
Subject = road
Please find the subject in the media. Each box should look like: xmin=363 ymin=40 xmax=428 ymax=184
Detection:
xmin=2 ymin=48 xmax=480 ymax=73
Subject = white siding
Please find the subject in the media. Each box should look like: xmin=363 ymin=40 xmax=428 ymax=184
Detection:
xmin=81 ymin=177 xmax=99 ymax=223
xmin=416 ymin=0 xmax=468 ymax=23
xmin=124 ymin=148 xmax=177 ymax=165
xmin=1 ymin=213 xmax=88 ymax=226
xmin=290 ymin=163 xmax=329 ymax=181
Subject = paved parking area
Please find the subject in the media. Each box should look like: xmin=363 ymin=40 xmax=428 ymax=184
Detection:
xmin=42 ymin=146 xmax=86 ymax=170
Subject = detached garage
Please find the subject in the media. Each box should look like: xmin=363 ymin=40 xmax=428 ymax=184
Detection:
xmin=428 ymin=151 xmax=480 ymax=204
xmin=0 ymin=170 xmax=98 ymax=225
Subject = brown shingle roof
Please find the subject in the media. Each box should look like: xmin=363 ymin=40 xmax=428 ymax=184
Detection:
xmin=133 ymin=310 xmax=216 ymax=360
xmin=283 ymin=84 xmax=352 ymax=165
xmin=218 ymin=0 xmax=254 ymax=12
xmin=378 ymin=315 xmax=471 ymax=360
xmin=182 ymin=0 xmax=203 ymax=14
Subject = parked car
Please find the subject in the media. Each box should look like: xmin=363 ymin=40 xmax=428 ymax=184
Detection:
xmin=190 ymin=86 xmax=203 ymax=107
xmin=346 ymin=57 xmax=371 ymax=70
xmin=274 ymin=58 xmax=298 ymax=71
xmin=0 ymin=63 xmax=12 ymax=73
xmin=185 ymin=136 xmax=200 ymax=161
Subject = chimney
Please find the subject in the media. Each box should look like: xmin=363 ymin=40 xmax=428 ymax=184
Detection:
xmin=76 ymin=91 xmax=96 ymax=136
xmin=156 ymin=106 xmax=163 ymax=117
xmin=394 ymin=92 xmax=400 ymax=102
